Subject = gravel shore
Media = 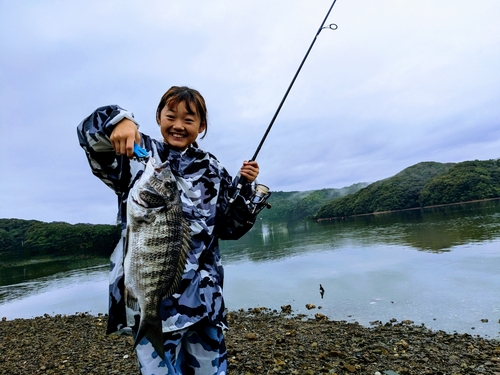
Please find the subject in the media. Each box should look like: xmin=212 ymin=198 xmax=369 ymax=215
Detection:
xmin=1 ymin=307 xmax=499 ymax=374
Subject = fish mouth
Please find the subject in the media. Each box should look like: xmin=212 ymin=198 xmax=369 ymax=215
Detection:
xmin=130 ymin=195 xmax=148 ymax=209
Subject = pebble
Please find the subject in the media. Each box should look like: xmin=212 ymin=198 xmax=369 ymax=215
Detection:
xmin=1 ymin=309 xmax=499 ymax=375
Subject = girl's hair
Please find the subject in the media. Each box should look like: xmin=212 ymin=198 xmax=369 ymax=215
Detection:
xmin=156 ymin=86 xmax=208 ymax=139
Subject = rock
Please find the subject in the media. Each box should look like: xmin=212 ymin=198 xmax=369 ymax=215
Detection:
xmin=343 ymin=363 xmax=356 ymax=372
xmin=280 ymin=305 xmax=292 ymax=314
xmin=398 ymin=339 xmax=409 ymax=348
xmin=245 ymin=333 xmax=257 ymax=340
xmin=315 ymin=313 xmax=328 ymax=321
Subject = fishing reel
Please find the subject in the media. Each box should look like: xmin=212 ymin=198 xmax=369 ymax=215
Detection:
xmin=247 ymin=184 xmax=272 ymax=215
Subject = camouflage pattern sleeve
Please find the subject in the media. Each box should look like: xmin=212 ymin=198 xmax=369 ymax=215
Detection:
xmin=215 ymin=170 xmax=258 ymax=240
xmin=77 ymin=105 xmax=139 ymax=194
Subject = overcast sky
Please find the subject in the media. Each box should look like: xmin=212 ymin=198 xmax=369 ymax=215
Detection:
xmin=1 ymin=0 xmax=499 ymax=225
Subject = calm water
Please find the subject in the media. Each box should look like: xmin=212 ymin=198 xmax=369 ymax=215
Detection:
xmin=1 ymin=200 xmax=499 ymax=338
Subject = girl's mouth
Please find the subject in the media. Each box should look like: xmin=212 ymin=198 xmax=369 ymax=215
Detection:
xmin=170 ymin=133 xmax=185 ymax=138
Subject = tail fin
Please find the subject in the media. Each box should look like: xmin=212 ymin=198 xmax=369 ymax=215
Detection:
xmin=133 ymin=317 xmax=165 ymax=361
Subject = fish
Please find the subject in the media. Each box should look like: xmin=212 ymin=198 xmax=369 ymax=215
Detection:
xmin=123 ymin=157 xmax=191 ymax=360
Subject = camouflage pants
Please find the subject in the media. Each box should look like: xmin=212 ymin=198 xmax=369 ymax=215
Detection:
xmin=135 ymin=320 xmax=227 ymax=375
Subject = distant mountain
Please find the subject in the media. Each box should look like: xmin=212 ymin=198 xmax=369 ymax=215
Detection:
xmin=314 ymin=159 xmax=500 ymax=219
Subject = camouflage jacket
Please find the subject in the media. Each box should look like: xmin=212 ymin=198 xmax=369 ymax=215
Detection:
xmin=77 ymin=105 xmax=258 ymax=334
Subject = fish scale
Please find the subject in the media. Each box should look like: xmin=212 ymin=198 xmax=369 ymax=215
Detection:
xmin=123 ymin=157 xmax=191 ymax=361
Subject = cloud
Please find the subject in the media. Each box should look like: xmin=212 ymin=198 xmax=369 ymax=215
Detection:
xmin=1 ymin=0 xmax=499 ymax=224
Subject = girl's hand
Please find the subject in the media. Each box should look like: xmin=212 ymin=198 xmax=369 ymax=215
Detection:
xmin=240 ymin=160 xmax=259 ymax=183
xmin=110 ymin=119 xmax=141 ymax=158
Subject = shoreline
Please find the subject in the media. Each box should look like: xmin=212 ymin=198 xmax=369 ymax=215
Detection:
xmin=315 ymin=197 xmax=500 ymax=222
xmin=0 ymin=255 xmax=109 ymax=269
xmin=1 ymin=308 xmax=499 ymax=374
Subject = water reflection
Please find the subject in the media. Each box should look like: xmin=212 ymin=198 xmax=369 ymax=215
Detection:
xmin=0 ymin=257 xmax=108 ymax=287
xmin=220 ymin=199 xmax=500 ymax=263
xmin=0 ymin=265 xmax=109 ymax=318
xmin=0 ymin=265 xmax=108 ymax=303
xmin=339 ymin=200 xmax=500 ymax=251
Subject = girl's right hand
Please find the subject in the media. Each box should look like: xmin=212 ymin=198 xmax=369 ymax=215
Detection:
xmin=110 ymin=119 xmax=141 ymax=158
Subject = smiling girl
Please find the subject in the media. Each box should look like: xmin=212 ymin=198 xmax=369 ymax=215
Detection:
xmin=78 ymin=86 xmax=265 ymax=375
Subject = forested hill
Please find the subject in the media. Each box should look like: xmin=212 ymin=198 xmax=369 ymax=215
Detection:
xmin=314 ymin=159 xmax=500 ymax=219
xmin=0 ymin=219 xmax=120 ymax=259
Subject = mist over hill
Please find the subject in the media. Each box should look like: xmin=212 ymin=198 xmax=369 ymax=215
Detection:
xmin=257 ymin=183 xmax=369 ymax=221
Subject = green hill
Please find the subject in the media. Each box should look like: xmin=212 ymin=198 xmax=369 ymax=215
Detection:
xmin=0 ymin=219 xmax=120 ymax=260
xmin=419 ymin=160 xmax=500 ymax=206
xmin=314 ymin=159 xmax=500 ymax=219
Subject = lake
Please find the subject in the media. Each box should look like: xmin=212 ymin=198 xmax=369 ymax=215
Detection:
xmin=1 ymin=200 xmax=499 ymax=338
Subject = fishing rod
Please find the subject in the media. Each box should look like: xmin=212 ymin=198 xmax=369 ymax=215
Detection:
xmin=226 ymin=0 xmax=339 ymax=213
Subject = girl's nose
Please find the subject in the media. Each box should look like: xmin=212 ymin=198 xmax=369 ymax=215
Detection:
xmin=172 ymin=120 xmax=184 ymax=129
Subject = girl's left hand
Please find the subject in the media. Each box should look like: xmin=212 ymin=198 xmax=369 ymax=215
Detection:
xmin=240 ymin=160 xmax=259 ymax=183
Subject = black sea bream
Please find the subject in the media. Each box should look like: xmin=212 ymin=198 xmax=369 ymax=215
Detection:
xmin=124 ymin=158 xmax=190 ymax=360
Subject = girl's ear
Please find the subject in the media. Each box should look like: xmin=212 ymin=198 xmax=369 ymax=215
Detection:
xmin=199 ymin=122 xmax=207 ymax=134
xmin=156 ymin=107 xmax=163 ymax=125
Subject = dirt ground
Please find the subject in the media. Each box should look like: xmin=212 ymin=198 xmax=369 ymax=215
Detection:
xmin=1 ymin=307 xmax=499 ymax=374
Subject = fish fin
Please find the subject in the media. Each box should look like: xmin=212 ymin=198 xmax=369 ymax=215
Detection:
xmin=124 ymin=288 xmax=140 ymax=311
xmin=133 ymin=317 xmax=165 ymax=361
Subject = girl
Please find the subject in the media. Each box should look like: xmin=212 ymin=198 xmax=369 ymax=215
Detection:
xmin=77 ymin=86 xmax=265 ymax=374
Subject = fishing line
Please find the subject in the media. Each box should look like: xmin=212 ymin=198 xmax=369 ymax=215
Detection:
xmin=227 ymin=0 xmax=339 ymax=211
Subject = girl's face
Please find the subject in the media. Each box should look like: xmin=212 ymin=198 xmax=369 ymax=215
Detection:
xmin=158 ymin=101 xmax=206 ymax=150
